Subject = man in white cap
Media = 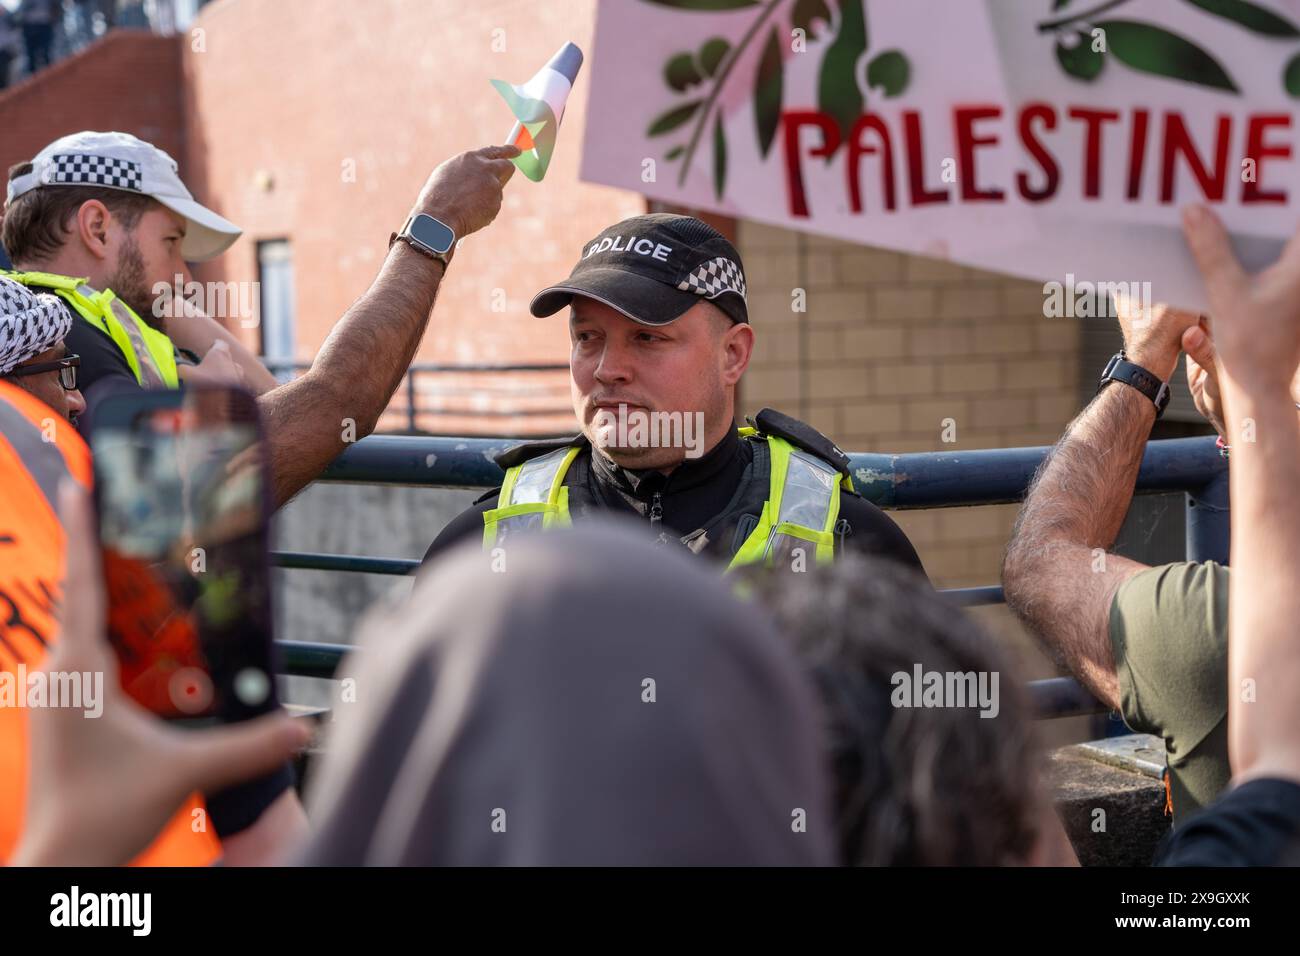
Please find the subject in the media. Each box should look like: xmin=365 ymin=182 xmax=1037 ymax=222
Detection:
xmin=2 ymin=130 xmax=519 ymax=506
xmin=0 ymin=277 xmax=85 ymax=424
xmin=2 ymin=131 xmax=263 ymax=396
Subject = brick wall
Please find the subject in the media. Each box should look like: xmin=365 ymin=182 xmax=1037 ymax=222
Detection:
xmin=0 ymin=32 xmax=184 ymax=195
xmin=738 ymin=220 xmax=1082 ymax=590
xmin=182 ymin=0 xmax=642 ymax=435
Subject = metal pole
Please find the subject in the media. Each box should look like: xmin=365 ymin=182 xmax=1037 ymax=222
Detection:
xmin=1186 ymin=467 xmax=1230 ymax=564
xmin=406 ymin=368 xmax=418 ymax=433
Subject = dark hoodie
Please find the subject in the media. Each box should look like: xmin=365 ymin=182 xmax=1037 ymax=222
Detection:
xmin=301 ymin=520 xmax=835 ymax=866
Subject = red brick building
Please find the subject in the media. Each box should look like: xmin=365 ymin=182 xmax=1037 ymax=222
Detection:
xmin=1 ymin=0 xmax=640 ymax=435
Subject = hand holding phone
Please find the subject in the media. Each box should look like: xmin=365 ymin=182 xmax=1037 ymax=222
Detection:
xmin=11 ymin=482 xmax=309 ymax=866
xmin=89 ymin=386 xmax=279 ymax=725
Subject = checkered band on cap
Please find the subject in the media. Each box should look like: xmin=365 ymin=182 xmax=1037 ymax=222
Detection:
xmin=49 ymin=153 xmax=143 ymax=191
xmin=676 ymin=257 xmax=747 ymax=301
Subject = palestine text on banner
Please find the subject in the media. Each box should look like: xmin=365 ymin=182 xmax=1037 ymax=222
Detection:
xmin=579 ymin=0 xmax=1298 ymax=311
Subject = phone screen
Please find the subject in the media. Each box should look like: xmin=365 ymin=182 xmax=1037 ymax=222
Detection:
xmin=91 ymin=388 xmax=276 ymax=724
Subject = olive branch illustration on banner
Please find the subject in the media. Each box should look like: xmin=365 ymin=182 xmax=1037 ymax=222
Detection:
xmin=639 ymin=0 xmax=911 ymax=199
xmin=1038 ymin=0 xmax=1300 ymax=97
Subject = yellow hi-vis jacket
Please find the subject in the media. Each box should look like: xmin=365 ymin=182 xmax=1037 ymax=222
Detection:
xmin=2 ymin=270 xmax=179 ymax=389
xmin=482 ymin=427 xmax=853 ymax=571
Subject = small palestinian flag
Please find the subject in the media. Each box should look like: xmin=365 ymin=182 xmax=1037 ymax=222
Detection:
xmin=492 ymin=42 xmax=584 ymax=182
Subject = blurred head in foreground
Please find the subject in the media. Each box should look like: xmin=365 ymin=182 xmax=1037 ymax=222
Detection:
xmin=302 ymin=520 xmax=834 ymax=866
xmin=754 ymin=555 xmax=1050 ymax=866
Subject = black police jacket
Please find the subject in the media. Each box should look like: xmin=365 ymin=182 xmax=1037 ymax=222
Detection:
xmin=422 ymin=408 xmax=927 ymax=577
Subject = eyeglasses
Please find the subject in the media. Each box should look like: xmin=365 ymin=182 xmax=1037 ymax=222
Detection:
xmin=6 ymin=354 xmax=80 ymax=391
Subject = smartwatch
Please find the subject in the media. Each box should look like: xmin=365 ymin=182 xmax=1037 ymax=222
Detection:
xmin=1098 ymin=350 xmax=1170 ymax=418
xmin=390 ymin=213 xmax=456 ymax=267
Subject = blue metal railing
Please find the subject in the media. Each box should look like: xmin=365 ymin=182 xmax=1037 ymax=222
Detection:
xmin=272 ymin=434 xmax=1230 ymax=718
xmin=261 ymin=361 xmax=570 ymax=434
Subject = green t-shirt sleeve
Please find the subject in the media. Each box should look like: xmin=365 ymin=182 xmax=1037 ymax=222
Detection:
xmin=1109 ymin=561 xmax=1230 ymax=813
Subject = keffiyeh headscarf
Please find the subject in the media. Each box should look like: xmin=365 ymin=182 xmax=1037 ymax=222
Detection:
xmin=0 ymin=277 xmax=72 ymax=374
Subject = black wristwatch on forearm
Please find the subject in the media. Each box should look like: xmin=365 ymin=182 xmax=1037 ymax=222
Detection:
xmin=1098 ymin=350 xmax=1171 ymax=418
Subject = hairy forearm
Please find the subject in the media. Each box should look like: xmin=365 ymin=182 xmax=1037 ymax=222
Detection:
xmin=1013 ymin=384 xmax=1155 ymax=559
xmin=311 ymin=244 xmax=446 ymax=422
xmin=1002 ymin=384 xmax=1156 ymax=708
xmin=1224 ymin=391 xmax=1300 ymax=780
xmin=259 ymin=244 xmax=446 ymax=507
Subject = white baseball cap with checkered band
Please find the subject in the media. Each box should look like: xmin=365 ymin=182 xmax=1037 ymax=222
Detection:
xmin=5 ymin=131 xmax=242 ymax=262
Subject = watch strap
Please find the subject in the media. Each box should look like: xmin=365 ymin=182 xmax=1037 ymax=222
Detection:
xmin=390 ymin=215 xmax=454 ymax=267
xmin=1098 ymin=352 xmax=1170 ymax=417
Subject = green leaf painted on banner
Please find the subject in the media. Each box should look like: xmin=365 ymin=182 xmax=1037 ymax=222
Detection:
xmin=793 ymin=0 xmax=833 ymax=39
xmin=818 ymin=0 xmax=868 ymax=155
xmin=713 ymin=112 xmax=728 ymax=199
xmin=1055 ymin=32 xmax=1105 ymax=80
xmin=1184 ymin=0 xmax=1299 ymax=37
xmin=865 ymin=50 xmax=910 ymax=97
xmin=648 ymin=100 xmax=704 ymax=136
xmin=1285 ymin=51 xmax=1300 ymax=96
xmin=1053 ymin=0 xmax=1071 ymax=10
xmin=699 ymin=37 xmax=730 ymax=76
xmin=755 ymin=26 xmax=784 ymax=157
xmin=1095 ymin=19 xmax=1238 ymax=93
xmin=641 ymin=0 xmax=761 ymax=10
xmin=666 ymin=145 xmax=686 ymax=160
xmin=665 ymin=52 xmax=703 ymax=91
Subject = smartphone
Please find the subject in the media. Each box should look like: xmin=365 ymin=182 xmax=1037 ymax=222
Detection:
xmin=89 ymin=386 xmax=278 ymax=725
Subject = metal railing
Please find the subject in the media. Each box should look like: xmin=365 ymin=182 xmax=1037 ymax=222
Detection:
xmin=261 ymin=360 xmax=570 ymax=435
xmin=270 ymin=434 xmax=1230 ymax=719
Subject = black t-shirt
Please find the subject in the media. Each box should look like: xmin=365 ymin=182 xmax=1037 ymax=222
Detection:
xmin=424 ymin=427 xmax=927 ymax=577
xmin=1156 ymin=777 xmax=1300 ymax=866
xmin=64 ymin=314 xmax=142 ymax=399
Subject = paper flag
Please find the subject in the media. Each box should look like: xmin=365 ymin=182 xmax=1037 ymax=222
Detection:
xmin=491 ymin=42 xmax=584 ymax=182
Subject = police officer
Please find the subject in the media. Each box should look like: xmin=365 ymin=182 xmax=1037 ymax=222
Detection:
xmin=424 ymin=214 xmax=925 ymax=575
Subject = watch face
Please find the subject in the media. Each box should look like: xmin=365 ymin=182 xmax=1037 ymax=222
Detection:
xmin=408 ymin=215 xmax=455 ymax=255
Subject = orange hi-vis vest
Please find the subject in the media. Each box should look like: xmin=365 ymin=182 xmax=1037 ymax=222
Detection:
xmin=0 ymin=380 xmax=221 ymax=866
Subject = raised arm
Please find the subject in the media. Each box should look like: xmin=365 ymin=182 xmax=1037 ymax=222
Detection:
xmin=1002 ymin=301 xmax=1199 ymax=709
xmin=258 ymin=146 xmax=518 ymax=507
xmin=1182 ymin=206 xmax=1300 ymax=785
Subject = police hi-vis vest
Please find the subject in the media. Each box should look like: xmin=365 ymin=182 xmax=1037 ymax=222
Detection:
xmin=1 ymin=270 xmax=179 ymax=389
xmin=482 ymin=412 xmax=855 ymax=572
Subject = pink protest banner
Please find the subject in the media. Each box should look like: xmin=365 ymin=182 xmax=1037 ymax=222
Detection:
xmin=580 ymin=0 xmax=1299 ymax=310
